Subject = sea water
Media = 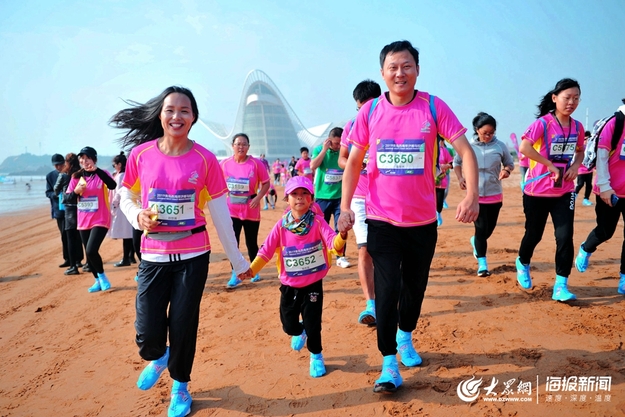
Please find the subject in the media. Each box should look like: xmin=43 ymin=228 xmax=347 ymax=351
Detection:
xmin=0 ymin=175 xmax=50 ymax=216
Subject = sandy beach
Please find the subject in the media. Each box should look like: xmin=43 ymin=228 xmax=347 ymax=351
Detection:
xmin=1 ymin=170 xmax=624 ymax=417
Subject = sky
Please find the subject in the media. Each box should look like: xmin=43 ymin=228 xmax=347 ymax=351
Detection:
xmin=1 ymin=0 xmax=624 ymax=164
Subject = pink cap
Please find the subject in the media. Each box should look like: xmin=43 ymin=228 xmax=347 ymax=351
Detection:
xmin=284 ymin=176 xmax=314 ymax=196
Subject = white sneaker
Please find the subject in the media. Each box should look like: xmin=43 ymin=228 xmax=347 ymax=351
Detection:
xmin=336 ymin=257 xmax=351 ymax=268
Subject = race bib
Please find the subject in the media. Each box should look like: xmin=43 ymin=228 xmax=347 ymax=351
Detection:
xmin=226 ymin=177 xmax=251 ymax=204
xmin=304 ymin=167 xmax=312 ymax=174
xmin=376 ymin=139 xmax=425 ymax=175
xmin=283 ymin=240 xmax=327 ymax=278
xmin=620 ymin=142 xmax=625 ymax=161
xmin=77 ymin=196 xmax=98 ymax=212
xmin=147 ymin=189 xmax=195 ymax=227
xmin=324 ymin=168 xmax=343 ymax=184
xmin=549 ymin=134 xmax=576 ymax=160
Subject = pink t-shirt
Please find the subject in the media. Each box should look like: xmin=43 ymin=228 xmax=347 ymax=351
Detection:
xmin=257 ymin=215 xmax=339 ymax=288
xmin=436 ymin=145 xmax=453 ymax=189
xmin=592 ymin=117 xmax=625 ymax=196
xmin=349 ymin=91 xmax=467 ymax=227
xmin=518 ymin=152 xmax=529 ymax=168
xmin=341 ymin=119 xmax=369 ymax=199
xmin=220 ymin=156 xmax=270 ymax=221
xmin=295 ymin=158 xmax=314 ymax=181
xmin=68 ymin=172 xmax=113 ymax=230
xmin=272 ymin=161 xmax=281 ymax=174
xmin=480 ymin=194 xmax=503 ymax=204
xmin=123 ymin=140 xmax=228 ymax=255
xmin=522 ymin=113 xmax=584 ymax=197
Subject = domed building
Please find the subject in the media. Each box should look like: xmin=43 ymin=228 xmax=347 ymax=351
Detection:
xmin=198 ymin=69 xmax=342 ymax=160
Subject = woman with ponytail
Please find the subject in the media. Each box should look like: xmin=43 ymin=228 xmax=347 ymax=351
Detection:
xmin=454 ymin=112 xmax=514 ymax=277
xmin=515 ymin=78 xmax=585 ymax=302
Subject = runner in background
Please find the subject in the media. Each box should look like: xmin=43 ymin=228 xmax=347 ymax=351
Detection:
xmin=575 ymin=131 xmax=594 ymax=206
xmin=338 ymin=79 xmax=381 ymax=325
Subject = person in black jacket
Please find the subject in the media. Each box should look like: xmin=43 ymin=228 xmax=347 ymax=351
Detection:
xmin=54 ymin=153 xmax=85 ymax=275
xmin=46 ymin=154 xmax=69 ymax=267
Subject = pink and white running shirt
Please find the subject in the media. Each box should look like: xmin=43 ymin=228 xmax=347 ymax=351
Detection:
xmin=522 ymin=113 xmax=584 ymax=197
xmin=593 ymin=117 xmax=625 ymax=197
xmin=220 ymin=156 xmax=270 ymax=221
xmin=68 ymin=172 xmax=113 ymax=230
xmin=341 ymin=119 xmax=369 ymax=199
xmin=123 ymin=139 xmax=228 ymax=255
xmin=436 ymin=145 xmax=453 ymax=189
xmin=256 ymin=215 xmax=339 ymax=288
xmin=348 ymin=91 xmax=466 ymax=227
xmin=295 ymin=158 xmax=313 ymax=181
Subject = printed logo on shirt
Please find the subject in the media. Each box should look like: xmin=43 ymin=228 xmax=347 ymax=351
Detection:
xmin=188 ymin=171 xmax=199 ymax=185
xmin=309 ymin=292 xmax=319 ymax=302
xmin=421 ymin=120 xmax=432 ymax=134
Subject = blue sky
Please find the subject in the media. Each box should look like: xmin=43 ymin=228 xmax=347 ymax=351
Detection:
xmin=1 ymin=0 xmax=623 ymax=164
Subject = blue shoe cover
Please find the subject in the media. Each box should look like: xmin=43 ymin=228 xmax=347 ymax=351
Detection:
xmin=516 ymin=257 xmax=532 ymax=289
xmin=98 ymin=273 xmax=111 ymax=291
xmin=477 ymin=257 xmax=490 ymax=277
xmin=436 ymin=212 xmax=443 ymax=226
xmin=309 ymin=353 xmax=326 ymax=378
xmin=250 ymin=273 xmax=261 ymax=283
xmin=470 ymin=236 xmax=477 ymax=259
xmin=443 ymin=200 xmax=449 ymax=209
xmin=618 ymin=274 xmax=625 ymax=295
xmin=552 ymin=276 xmax=576 ymax=302
xmin=575 ymin=244 xmax=591 ymax=273
xmin=168 ymin=380 xmax=191 ymax=417
xmin=226 ymin=271 xmax=242 ymax=288
xmin=396 ymin=330 xmax=422 ymax=367
xmin=373 ymin=355 xmax=403 ymax=393
xmin=88 ymin=279 xmax=101 ymax=293
xmin=137 ymin=347 xmax=169 ymax=390
xmin=291 ymin=328 xmax=307 ymax=351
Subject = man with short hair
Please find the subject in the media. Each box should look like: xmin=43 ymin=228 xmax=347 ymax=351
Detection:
xmin=338 ymin=79 xmax=382 ymax=325
xmin=312 ymin=128 xmax=351 ymax=268
xmin=339 ymin=40 xmax=479 ymax=393
xmin=46 ymin=153 xmax=70 ymax=267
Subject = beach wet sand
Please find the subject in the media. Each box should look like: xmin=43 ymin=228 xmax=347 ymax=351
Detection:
xmin=0 ymin=171 xmax=624 ymax=417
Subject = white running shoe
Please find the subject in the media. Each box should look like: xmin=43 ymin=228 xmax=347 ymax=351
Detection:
xmin=336 ymin=257 xmax=351 ymax=268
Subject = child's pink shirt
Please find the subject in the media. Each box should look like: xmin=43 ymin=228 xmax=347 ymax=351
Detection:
xmin=256 ymin=215 xmax=339 ymax=288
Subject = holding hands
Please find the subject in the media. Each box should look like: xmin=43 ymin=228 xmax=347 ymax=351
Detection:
xmin=238 ymin=268 xmax=254 ymax=280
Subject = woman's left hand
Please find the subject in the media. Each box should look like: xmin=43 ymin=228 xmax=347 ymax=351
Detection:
xmin=249 ymin=195 xmax=261 ymax=209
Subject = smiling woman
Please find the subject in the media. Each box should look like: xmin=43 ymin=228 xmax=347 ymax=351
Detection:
xmin=108 ymin=86 xmax=249 ymax=417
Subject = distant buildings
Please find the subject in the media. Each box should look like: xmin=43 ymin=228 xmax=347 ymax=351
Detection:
xmin=199 ymin=70 xmax=343 ymax=160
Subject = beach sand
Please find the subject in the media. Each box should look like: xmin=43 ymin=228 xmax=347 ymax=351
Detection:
xmin=1 ymin=171 xmax=624 ymax=417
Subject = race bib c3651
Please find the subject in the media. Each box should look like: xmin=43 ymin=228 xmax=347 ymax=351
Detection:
xmin=147 ymin=189 xmax=195 ymax=227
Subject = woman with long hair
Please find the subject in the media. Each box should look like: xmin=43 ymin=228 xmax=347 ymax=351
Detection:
xmin=108 ymin=151 xmax=136 ymax=267
xmin=111 ymin=86 xmax=248 ymax=417
xmin=516 ymin=78 xmax=585 ymax=301
xmin=54 ymin=153 xmax=85 ymax=275
xmin=454 ymin=112 xmax=514 ymax=277
xmin=67 ymin=147 xmax=117 ymax=291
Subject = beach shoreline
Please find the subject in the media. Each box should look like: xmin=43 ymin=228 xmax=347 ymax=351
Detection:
xmin=0 ymin=174 xmax=624 ymax=417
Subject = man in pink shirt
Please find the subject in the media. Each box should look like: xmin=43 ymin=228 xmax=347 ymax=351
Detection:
xmin=338 ymin=40 xmax=479 ymax=393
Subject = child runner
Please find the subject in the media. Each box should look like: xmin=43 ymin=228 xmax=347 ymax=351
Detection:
xmin=239 ymin=176 xmax=347 ymax=378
